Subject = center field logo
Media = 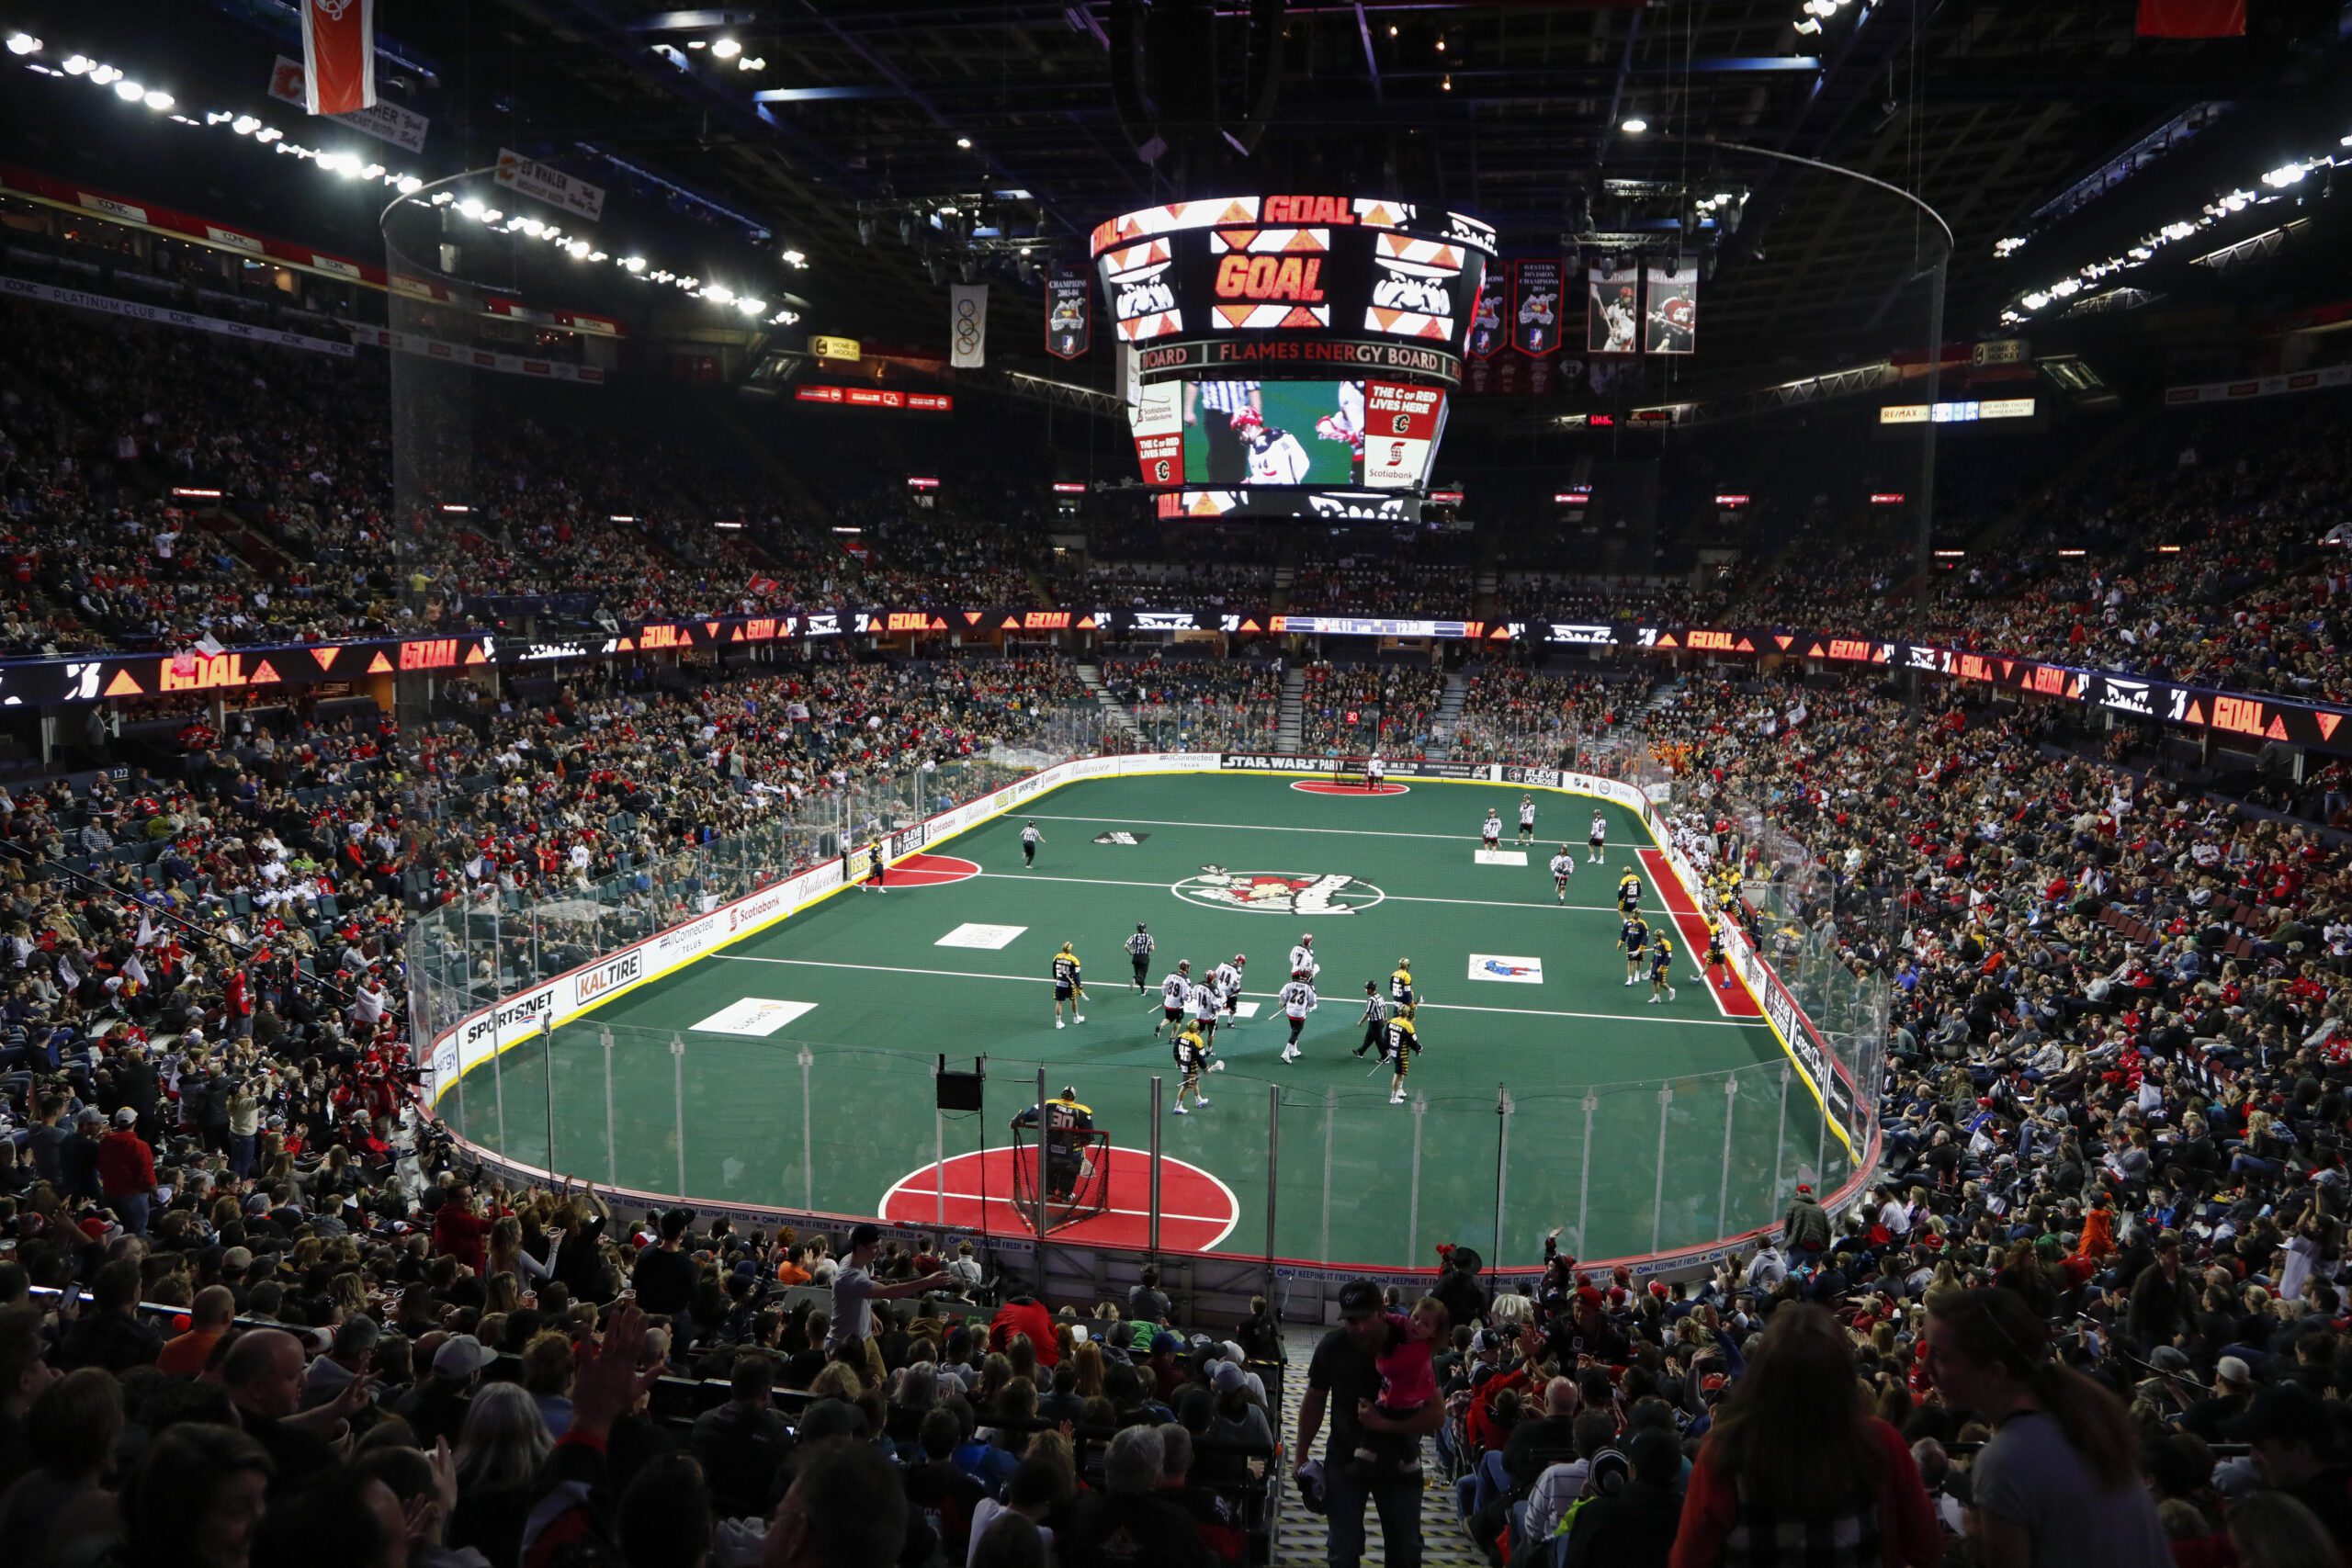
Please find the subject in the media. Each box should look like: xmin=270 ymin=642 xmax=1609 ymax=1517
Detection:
xmin=1172 ymin=865 xmax=1385 ymax=915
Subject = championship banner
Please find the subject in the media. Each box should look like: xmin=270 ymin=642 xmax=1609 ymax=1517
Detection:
xmin=299 ymin=0 xmax=377 ymax=116
xmin=1588 ymin=263 xmax=1636 ymax=355
xmin=1511 ymin=259 xmax=1562 ymax=356
xmin=1643 ymin=263 xmax=1697 ymax=355
xmin=1045 ymin=269 xmax=1091 ymax=360
xmin=950 ymin=283 xmax=989 ymax=369
xmin=1466 ymin=281 xmax=1503 ymax=359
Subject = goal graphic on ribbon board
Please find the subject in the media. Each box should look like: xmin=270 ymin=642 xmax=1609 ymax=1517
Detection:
xmin=1008 ymin=1125 xmax=1112 ymax=1235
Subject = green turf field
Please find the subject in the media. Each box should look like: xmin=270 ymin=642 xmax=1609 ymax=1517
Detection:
xmin=438 ymin=773 xmax=1832 ymax=1269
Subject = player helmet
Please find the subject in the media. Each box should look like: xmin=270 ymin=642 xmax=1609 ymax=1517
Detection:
xmin=1300 ymin=933 xmax=1313 ymax=945
xmin=1618 ymin=285 xmax=1634 ymax=300
xmin=1177 ymin=959 xmax=1191 ymax=970
xmin=1233 ymin=954 xmax=1246 ymax=965
xmin=1249 ymin=423 xmax=1284 ymax=452
xmin=1059 ymin=1085 xmax=1078 ymax=1100
xmin=1230 ymin=408 xmax=1263 ymax=435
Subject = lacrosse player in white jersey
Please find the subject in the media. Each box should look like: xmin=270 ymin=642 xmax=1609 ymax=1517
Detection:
xmin=1278 ymin=974 xmax=1318 ymax=1063
xmin=1517 ymin=794 xmax=1538 ymax=844
xmin=1588 ymin=810 xmax=1609 ymax=863
xmin=1549 ymin=844 xmax=1577 ymax=904
xmin=1153 ymin=961 xmax=1193 ymax=1041
xmin=1212 ymin=953 xmax=1247 ymax=1029
xmin=1289 ymin=933 xmax=1319 ymax=984
xmin=1481 ymin=809 xmax=1503 ymax=852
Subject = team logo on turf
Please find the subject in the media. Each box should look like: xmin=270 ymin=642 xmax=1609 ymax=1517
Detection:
xmin=1172 ymin=866 xmax=1385 ymax=915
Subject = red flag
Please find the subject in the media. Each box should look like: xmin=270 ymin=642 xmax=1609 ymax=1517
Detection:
xmin=2136 ymin=0 xmax=2245 ymax=37
xmin=300 ymin=0 xmax=377 ymax=115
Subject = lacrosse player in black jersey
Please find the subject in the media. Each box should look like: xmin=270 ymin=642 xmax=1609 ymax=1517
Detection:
xmin=1050 ymin=942 xmax=1085 ymax=1029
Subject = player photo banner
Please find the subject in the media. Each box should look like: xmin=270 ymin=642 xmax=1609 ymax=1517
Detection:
xmin=1512 ymin=259 xmax=1563 ymax=357
xmin=1588 ymin=264 xmax=1637 ymax=355
xmin=300 ymin=0 xmax=377 ymax=115
xmin=1045 ymin=269 xmax=1091 ymax=360
xmin=1466 ymin=281 xmax=1503 ymax=360
xmin=1644 ymin=263 xmax=1697 ymax=355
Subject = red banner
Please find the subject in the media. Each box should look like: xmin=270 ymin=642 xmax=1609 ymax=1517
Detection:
xmin=2136 ymin=0 xmax=2245 ymax=36
xmin=300 ymin=0 xmax=377 ymax=116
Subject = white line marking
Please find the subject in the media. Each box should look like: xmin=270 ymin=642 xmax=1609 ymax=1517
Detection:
xmin=882 ymin=1188 xmax=1234 ymax=1226
xmin=1027 ymin=812 xmax=1479 ymax=844
xmin=977 ymin=870 xmax=1629 ymax=914
xmin=710 ymin=954 xmax=1769 ymax=1029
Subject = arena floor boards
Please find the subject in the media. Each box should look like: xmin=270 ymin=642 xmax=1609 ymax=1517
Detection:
xmin=442 ymin=774 xmax=1805 ymax=1270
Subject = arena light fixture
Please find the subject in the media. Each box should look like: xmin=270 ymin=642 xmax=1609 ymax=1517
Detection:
xmin=1792 ymin=16 xmax=1823 ymax=31
xmin=710 ymin=37 xmax=741 ymax=60
xmin=738 ymin=297 xmax=766 ymax=315
xmin=1620 ymin=115 xmax=1648 ymax=134
xmin=28 ymin=24 xmax=786 ymax=312
xmin=956 ymin=136 xmax=973 ymax=149
xmin=2261 ymin=163 xmax=2308 ymax=188
xmin=738 ymin=56 xmax=764 ymax=72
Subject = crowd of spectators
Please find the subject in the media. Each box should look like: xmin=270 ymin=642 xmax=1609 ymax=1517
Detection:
xmin=1100 ymin=655 xmax=1282 ymax=753
xmin=1297 ymin=661 xmax=1448 ymax=755
xmin=1449 ymin=665 xmax=1628 ymax=768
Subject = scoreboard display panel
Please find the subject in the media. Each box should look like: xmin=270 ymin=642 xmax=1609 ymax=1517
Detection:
xmin=1093 ymin=195 xmax=1496 ymax=388
xmin=1099 ymin=194 xmax=1487 ymax=499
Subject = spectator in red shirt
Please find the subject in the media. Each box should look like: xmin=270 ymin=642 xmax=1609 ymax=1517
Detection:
xmin=432 ymin=1183 xmax=499 ymax=1277
xmin=96 ymin=1108 xmax=157 ymax=1236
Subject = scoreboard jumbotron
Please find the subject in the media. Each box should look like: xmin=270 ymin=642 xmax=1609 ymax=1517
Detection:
xmin=1091 ymin=196 xmax=1494 ymax=508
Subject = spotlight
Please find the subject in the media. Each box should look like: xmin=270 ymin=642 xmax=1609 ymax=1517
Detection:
xmin=521 ymin=218 xmax=547 ymax=237
xmin=1442 ymin=73 xmax=1452 ymax=91
xmin=89 ymin=64 xmax=119 ymax=85
xmin=623 ymin=255 xmax=647 ymax=273
xmin=141 ymin=89 xmax=173 ymax=111
xmin=1793 ymin=17 xmax=1823 ymax=32
xmin=1620 ymin=115 xmax=1648 ymax=134
xmin=706 ymin=284 xmax=735 ymax=303
xmin=711 ymin=37 xmax=742 ymax=59
xmin=738 ymin=297 xmax=765 ymax=315
xmin=360 ymin=163 xmax=385 ymax=179
xmin=397 ymin=175 xmax=424 ymax=195
xmin=781 ymin=248 xmax=807 ymax=266
xmin=458 ymin=198 xmax=485 ymax=219
xmin=956 ymin=136 xmax=973 ymax=150
xmin=62 ymin=53 xmax=89 ymax=73
xmin=566 ymin=239 xmax=590 ymax=258
xmin=254 ymin=127 xmax=282 ymax=142
xmin=232 ymin=114 xmax=259 ymax=134
xmin=113 ymin=78 xmax=144 ymax=101
xmin=6 ymin=33 xmax=42 ymax=55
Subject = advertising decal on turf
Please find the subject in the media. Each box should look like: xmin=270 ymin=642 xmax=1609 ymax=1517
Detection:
xmin=950 ymin=283 xmax=989 ymax=369
xmin=1045 ymin=267 xmax=1091 ymax=359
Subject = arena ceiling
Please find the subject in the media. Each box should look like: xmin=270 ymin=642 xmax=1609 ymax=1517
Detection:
xmin=32 ymin=0 xmax=2348 ymax=387
xmin=409 ymin=0 xmax=2333 ymax=380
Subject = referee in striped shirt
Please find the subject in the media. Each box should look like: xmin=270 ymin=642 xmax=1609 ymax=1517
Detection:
xmin=1182 ymin=378 xmax=1263 ymax=483
xmin=1353 ymin=981 xmax=1393 ymax=1056
xmin=1125 ymin=924 xmax=1156 ymax=991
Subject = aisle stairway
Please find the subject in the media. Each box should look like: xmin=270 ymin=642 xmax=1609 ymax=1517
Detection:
xmin=1276 ymin=667 xmax=1306 ymax=750
xmin=1270 ymin=1325 xmax=1487 ymax=1567
xmin=1075 ymin=662 xmax=1144 ymax=746
xmin=1425 ymin=671 xmax=1470 ymax=760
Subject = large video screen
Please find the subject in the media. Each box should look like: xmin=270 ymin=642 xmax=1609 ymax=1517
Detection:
xmin=1093 ymin=196 xmax=1495 ymax=385
xmin=1127 ymin=378 xmax=1447 ymax=492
